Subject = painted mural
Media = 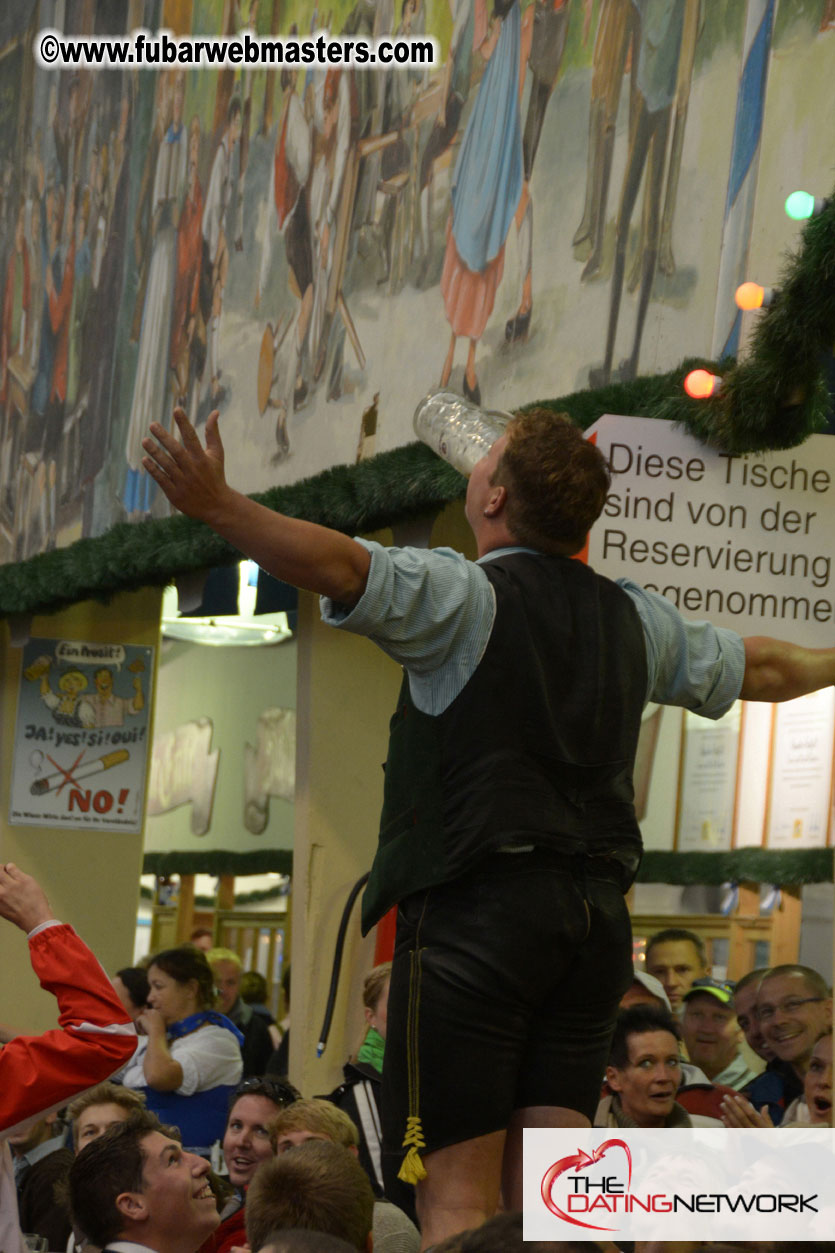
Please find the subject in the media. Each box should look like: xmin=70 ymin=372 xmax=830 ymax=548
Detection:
xmin=0 ymin=0 xmax=833 ymax=565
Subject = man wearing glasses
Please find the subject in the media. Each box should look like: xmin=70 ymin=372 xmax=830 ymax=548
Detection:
xmin=744 ymin=964 xmax=832 ymax=1124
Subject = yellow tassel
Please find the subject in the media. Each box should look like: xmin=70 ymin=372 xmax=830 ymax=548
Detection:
xmin=397 ymin=1115 xmax=427 ymax=1183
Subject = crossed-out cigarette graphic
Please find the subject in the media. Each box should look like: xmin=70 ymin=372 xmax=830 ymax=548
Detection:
xmin=31 ymin=748 xmax=130 ymax=795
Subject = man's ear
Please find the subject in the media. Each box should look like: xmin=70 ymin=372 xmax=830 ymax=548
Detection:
xmin=349 ymin=1145 xmax=360 ymax=1158
xmin=365 ymin=1233 xmax=373 ymax=1253
xmin=115 ymin=1190 xmax=149 ymax=1224
xmin=483 ymin=482 xmax=507 ymax=518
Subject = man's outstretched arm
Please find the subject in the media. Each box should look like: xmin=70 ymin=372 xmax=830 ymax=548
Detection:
xmin=142 ymin=408 xmax=371 ymax=607
xmin=741 ymin=635 xmax=835 ymax=703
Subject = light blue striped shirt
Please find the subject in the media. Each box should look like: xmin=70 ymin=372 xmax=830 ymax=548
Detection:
xmin=321 ymin=540 xmax=746 ymax=717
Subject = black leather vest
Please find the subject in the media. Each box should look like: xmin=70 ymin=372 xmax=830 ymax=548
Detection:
xmin=361 ymin=551 xmax=649 ymax=932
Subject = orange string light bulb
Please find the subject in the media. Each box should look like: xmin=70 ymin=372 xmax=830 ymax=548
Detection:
xmin=734 ymin=282 xmax=776 ymax=311
xmin=683 ymin=369 xmax=722 ymax=400
xmin=735 ymin=282 xmax=765 ymax=310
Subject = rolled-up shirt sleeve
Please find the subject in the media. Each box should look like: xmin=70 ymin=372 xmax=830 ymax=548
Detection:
xmin=320 ymin=539 xmax=495 ymax=714
xmin=620 ymin=578 xmax=745 ymax=718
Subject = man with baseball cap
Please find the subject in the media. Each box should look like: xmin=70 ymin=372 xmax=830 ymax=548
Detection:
xmin=620 ymin=969 xmax=672 ymax=1012
xmin=681 ymin=978 xmax=758 ymax=1091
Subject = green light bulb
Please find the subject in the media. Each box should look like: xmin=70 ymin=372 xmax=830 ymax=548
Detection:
xmin=785 ymin=190 xmax=816 ymax=220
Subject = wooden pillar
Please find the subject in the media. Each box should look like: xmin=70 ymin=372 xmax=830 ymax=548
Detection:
xmin=217 ymin=875 xmax=236 ymax=911
xmin=727 ymin=881 xmax=760 ymax=977
xmin=283 ymin=880 xmax=292 ymax=967
xmin=769 ymin=884 xmax=802 ymax=966
xmin=176 ymin=874 xmax=196 ymax=942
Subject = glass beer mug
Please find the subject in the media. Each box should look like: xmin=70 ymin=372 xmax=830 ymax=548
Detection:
xmin=413 ymin=391 xmax=511 ymax=477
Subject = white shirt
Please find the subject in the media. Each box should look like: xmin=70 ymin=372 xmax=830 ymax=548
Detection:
xmin=120 ymin=1024 xmax=242 ymax=1096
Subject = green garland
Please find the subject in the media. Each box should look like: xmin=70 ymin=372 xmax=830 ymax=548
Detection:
xmin=639 ymin=848 xmax=832 ymax=886
xmin=2 ymin=188 xmax=832 ymax=622
xmin=138 ymin=846 xmax=832 ymax=884
xmin=143 ymin=848 xmax=294 ymax=878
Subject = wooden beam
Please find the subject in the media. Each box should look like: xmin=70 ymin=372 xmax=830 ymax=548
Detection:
xmin=769 ymin=884 xmax=802 ymax=966
xmin=217 ymin=875 xmax=236 ymax=911
xmin=175 ymin=875 xmax=196 ymax=943
xmin=727 ymin=881 xmax=761 ymax=978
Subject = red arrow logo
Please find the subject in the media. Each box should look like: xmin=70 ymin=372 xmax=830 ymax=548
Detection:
xmin=541 ymin=1139 xmax=632 ymax=1231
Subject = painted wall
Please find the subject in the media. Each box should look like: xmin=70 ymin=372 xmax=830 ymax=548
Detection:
xmin=2 ymin=0 xmax=833 ymax=566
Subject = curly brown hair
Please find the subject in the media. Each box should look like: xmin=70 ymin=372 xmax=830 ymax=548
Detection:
xmin=492 ymin=408 xmax=610 ymax=555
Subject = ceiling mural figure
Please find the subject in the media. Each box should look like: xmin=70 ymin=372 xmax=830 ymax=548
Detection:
xmin=0 ymin=0 xmax=832 ymax=565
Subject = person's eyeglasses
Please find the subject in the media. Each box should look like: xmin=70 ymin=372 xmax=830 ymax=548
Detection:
xmin=758 ymin=996 xmax=824 ymax=1023
xmin=231 ymin=1076 xmax=300 ymax=1107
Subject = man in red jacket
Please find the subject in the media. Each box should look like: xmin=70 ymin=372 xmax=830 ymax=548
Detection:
xmin=0 ymin=861 xmax=138 ymax=1133
xmin=1 ymin=861 xmax=138 ymax=1253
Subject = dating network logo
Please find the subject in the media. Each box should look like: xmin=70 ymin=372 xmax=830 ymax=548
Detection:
xmin=539 ymin=1137 xmax=818 ymax=1233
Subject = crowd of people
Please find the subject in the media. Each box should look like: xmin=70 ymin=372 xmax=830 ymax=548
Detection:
xmin=3 ymin=857 xmax=831 ymax=1253
xmin=1 ymin=876 xmax=421 ymax=1253
xmin=5 ymin=401 xmax=835 ymax=1253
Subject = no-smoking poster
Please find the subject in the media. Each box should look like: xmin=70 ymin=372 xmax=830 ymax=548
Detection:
xmin=10 ymin=638 xmax=154 ymax=832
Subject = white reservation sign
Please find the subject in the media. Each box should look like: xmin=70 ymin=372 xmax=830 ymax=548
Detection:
xmin=586 ymin=414 xmax=835 ymax=647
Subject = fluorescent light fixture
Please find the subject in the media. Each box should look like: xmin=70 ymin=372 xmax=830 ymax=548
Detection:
xmin=161 ymin=567 xmax=293 ymax=647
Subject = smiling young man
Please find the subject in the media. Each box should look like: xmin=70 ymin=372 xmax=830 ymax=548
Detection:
xmin=143 ymin=405 xmax=835 ymax=1250
xmin=68 ymin=1110 xmax=220 ymax=1253
xmin=198 ymin=1078 xmax=299 ymax=1253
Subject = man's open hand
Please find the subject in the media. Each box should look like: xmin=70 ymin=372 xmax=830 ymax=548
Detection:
xmin=0 ymin=863 xmax=53 ymax=933
xmin=142 ymin=408 xmax=230 ymax=524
